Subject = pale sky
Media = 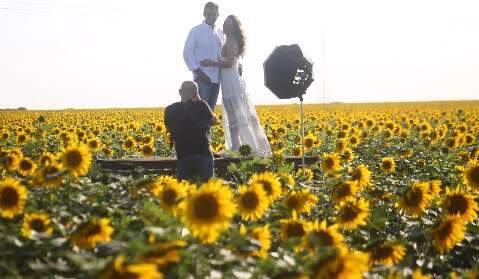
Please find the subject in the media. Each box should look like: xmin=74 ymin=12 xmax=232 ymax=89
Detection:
xmin=1 ymin=0 xmax=478 ymax=109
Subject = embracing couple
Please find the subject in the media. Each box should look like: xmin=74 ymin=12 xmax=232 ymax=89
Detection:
xmin=165 ymin=2 xmax=271 ymax=182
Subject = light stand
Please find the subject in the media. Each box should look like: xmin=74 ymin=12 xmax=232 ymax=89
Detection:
xmin=299 ymin=94 xmax=305 ymax=178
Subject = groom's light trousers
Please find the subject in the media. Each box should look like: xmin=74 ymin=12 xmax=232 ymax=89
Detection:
xmin=197 ymin=80 xmax=220 ymax=111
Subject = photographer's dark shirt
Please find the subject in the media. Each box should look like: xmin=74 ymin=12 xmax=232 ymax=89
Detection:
xmin=164 ymin=99 xmax=214 ymax=159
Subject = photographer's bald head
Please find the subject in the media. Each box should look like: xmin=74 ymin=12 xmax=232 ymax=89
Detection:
xmin=179 ymin=81 xmax=199 ymax=102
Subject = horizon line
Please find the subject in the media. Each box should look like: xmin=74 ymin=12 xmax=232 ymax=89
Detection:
xmin=1 ymin=99 xmax=478 ymax=112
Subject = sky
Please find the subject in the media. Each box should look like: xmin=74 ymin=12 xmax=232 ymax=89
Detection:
xmin=1 ymin=0 xmax=479 ymax=109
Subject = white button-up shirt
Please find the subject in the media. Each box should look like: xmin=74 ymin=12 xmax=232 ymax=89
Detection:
xmin=183 ymin=22 xmax=224 ymax=84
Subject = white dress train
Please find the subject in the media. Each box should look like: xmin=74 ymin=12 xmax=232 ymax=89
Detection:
xmin=220 ymin=58 xmax=272 ymax=157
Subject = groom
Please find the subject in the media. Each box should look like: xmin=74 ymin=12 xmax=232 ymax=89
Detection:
xmin=183 ymin=2 xmax=223 ymax=110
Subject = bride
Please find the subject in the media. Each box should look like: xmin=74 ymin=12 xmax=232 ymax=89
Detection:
xmin=200 ymin=15 xmax=272 ymax=157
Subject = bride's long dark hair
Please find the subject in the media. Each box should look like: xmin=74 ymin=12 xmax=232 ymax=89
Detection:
xmin=226 ymin=15 xmax=246 ymax=57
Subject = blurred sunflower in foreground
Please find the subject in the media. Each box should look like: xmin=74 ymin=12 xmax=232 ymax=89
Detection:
xmin=179 ymin=179 xmax=236 ymax=244
xmin=0 ymin=177 xmax=27 ymax=219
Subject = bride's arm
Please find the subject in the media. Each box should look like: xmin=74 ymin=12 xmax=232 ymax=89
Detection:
xmin=201 ymin=41 xmax=238 ymax=68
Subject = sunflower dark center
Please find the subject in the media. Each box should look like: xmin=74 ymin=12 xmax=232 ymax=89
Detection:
xmin=382 ymin=161 xmax=392 ymax=170
xmin=324 ymin=158 xmax=334 ymax=169
xmin=437 ymin=221 xmax=453 ymax=240
xmin=20 ymin=160 xmax=33 ymax=170
xmin=259 ymin=181 xmax=273 ymax=196
xmin=372 ymin=245 xmax=393 ymax=261
xmin=351 ymin=169 xmax=362 ymax=181
xmin=470 ymin=166 xmax=479 ymax=184
xmin=335 ymin=183 xmax=351 ymax=198
xmin=18 ymin=135 xmax=26 ymax=142
xmin=124 ymin=140 xmax=133 ymax=148
xmin=241 ymin=191 xmax=259 ymax=209
xmin=404 ymin=188 xmax=423 ymax=207
xmin=66 ymin=150 xmax=82 ymax=167
xmin=447 ymin=195 xmax=468 ymax=215
xmin=85 ymin=224 xmax=102 ymax=237
xmin=285 ymin=195 xmax=300 ymax=210
xmin=194 ymin=194 xmax=219 ymax=221
xmin=142 ymin=146 xmax=153 ymax=154
xmin=340 ymin=205 xmax=359 ymax=222
xmin=0 ymin=187 xmax=19 ymax=208
xmin=40 ymin=156 xmax=52 ymax=165
xmin=313 ymin=230 xmax=334 ymax=246
xmin=31 ymin=218 xmax=46 ymax=232
xmin=286 ymin=222 xmax=306 ymax=238
xmin=305 ymin=138 xmax=314 ymax=148
xmin=89 ymin=141 xmax=98 ymax=149
xmin=162 ymin=189 xmax=177 ymax=206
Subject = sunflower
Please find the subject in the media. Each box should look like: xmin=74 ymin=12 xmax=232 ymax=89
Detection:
xmin=304 ymin=220 xmax=344 ymax=250
xmin=102 ymin=147 xmax=113 ymax=157
xmin=4 ymin=151 xmax=21 ymax=172
xmin=153 ymin=179 xmax=188 ymax=215
xmin=332 ymin=181 xmax=358 ymax=203
xmin=99 ymin=255 xmax=164 ymax=279
xmin=34 ymin=162 xmax=64 ymax=188
xmin=283 ymin=189 xmax=318 ymax=214
xmin=249 ymin=172 xmax=282 ymax=202
xmin=142 ymin=239 xmax=187 ymax=267
xmin=17 ymin=157 xmax=37 ymax=177
xmin=142 ymin=135 xmax=154 ymax=145
xmin=22 ymin=212 xmax=53 ymax=238
xmin=239 ymin=225 xmax=272 ymax=259
xmin=278 ymin=172 xmax=296 ymax=189
xmin=279 ymin=218 xmax=311 ymax=240
xmin=140 ymin=144 xmax=155 ymax=157
xmin=292 ymin=145 xmax=302 ymax=157
xmin=348 ymin=134 xmax=360 ymax=147
xmin=335 ymin=139 xmax=348 ymax=153
xmin=237 ymin=183 xmax=269 ymax=222
xmin=397 ymin=182 xmax=433 ymax=217
xmin=296 ymin=167 xmax=314 ymax=182
xmin=311 ymin=249 xmax=369 ymax=279
xmin=1 ymin=130 xmax=9 ymax=140
xmin=368 ymin=241 xmax=406 ymax=266
xmin=428 ymin=180 xmax=442 ymax=196
xmin=412 ymin=268 xmax=432 ymax=279
xmin=463 ymin=160 xmax=479 ymax=190
xmin=0 ymin=177 xmax=27 ymax=219
xmin=87 ymin=137 xmax=102 ymax=151
xmin=340 ymin=147 xmax=355 ymax=162
xmin=431 ymin=215 xmax=465 ymax=253
xmin=122 ymin=136 xmax=136 ymax=151
xmin=441 ymin=188 xmax=478 ymax=223
xmin=178 ymin=179 xmax=236 ymax=243
xmin=349 ymin=164 xmax=372 ymax=189
xmin=320 ymin=153 xmax=341 ymax=174
xmin=39 ymin=153 xmax=56 ymax=166
xmin=304 ymin=134 xmax=318 ymax=150
xmin=70 ymin=218 xmax=114 ymax=248
xmin=16 ymin=132 xmax=29 ymax=144
xmin=335 ymin=198 xmax=370 ymax=230
xmin=380 ymin=157 xmax=396 ymax=173
xmin=60 ymin=143 xmax=92 ymax=176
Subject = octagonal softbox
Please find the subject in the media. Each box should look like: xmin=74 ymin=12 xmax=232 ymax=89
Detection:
xmin=264 ymin=44 xmax=313 ymax=100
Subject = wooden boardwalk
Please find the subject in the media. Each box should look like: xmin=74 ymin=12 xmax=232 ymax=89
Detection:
xmin=98 ymin=156 xmax=319 ymax=174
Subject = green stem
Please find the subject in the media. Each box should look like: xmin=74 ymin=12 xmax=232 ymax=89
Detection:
xmin=66 ymin=174 xmax=71 ymax=211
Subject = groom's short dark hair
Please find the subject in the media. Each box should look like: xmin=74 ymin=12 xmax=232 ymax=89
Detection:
xmin=204 ymin=2 xmax=218 ymax=12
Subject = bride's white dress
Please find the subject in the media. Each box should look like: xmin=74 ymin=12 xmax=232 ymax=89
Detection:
xmin=220 ymin=57 xmax=272 ymax=157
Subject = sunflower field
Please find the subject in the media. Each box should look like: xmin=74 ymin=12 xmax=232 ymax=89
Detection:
xmin=1 ymin=101 xmax=479 ymax=278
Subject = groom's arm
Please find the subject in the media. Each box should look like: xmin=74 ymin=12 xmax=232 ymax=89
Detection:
xmin=183 ymin=29 xmax=200 ymax=72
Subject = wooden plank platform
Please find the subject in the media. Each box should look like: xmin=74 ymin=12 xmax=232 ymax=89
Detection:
xmin=98 ymin=156 xmax=319 ymax=173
